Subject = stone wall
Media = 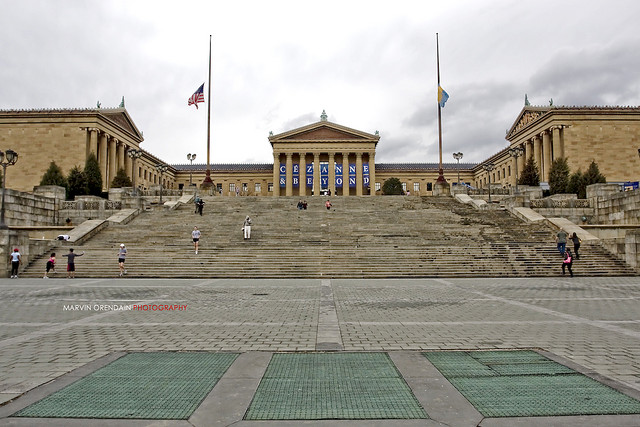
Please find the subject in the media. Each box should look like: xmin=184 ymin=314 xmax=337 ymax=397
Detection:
xmin=590 ymin=184 xmax=640 ymax=225
xmin=2 ymin=188 xmax=58 ymax=226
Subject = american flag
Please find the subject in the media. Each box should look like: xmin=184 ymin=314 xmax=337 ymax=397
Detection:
xmin=188 ymin=83 xmax=205 ymax=108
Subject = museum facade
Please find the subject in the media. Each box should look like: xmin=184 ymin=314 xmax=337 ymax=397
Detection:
xmin=1 ymin=105 xmax=639 ymax=197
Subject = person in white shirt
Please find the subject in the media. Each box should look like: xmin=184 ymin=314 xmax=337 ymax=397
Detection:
xmin=192 ymin=226 xmax=201 ymax=254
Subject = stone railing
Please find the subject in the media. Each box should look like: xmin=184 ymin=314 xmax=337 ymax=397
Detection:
xmin=530 ymin=198 xmax=591 ymax=208
xmin=62 ymin=200 xmax=122 ymax=210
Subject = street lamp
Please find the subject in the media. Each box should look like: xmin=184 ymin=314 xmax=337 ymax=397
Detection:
xmin=155 ymin=164 xmax=168 ymax=205
xmin=127 ymin=148 xmax=143 ymax=196
xmin=509 ymin=146 xmax=524 ymax=194
xmin=482 ymin=162 xmax=495 ymax=203
xmin=0 ymin=149 xmax=18 ymax=229
xmin=453 ymin=152 xmax=463 ymax=185
xmin=187 ymin=153 xmax=197 ymax=187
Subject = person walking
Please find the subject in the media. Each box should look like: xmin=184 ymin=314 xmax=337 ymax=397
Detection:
xmin=63 ymin=248 xmax=84 ymax=279
xmin=197 ymin=198 xmax=205 ymax=216
xmin=562 ymin=249 xmax=574 ymax=277
xmin=9 ymin=248 xmax=21 ymax=278
xmin=192 ymin=226 xmax=201 ymax=254
xmin=243 ymin=216 xmax=252 ymax=240
xmin=118 ymin=244 xmax=128 ymax=276
xmin=44 ymin=252 xmax=56 ymax=278
xmin=570 ymin=232 xmax=582 ymax=259
xmin=556 ymin=229 xmax=568 ymax=255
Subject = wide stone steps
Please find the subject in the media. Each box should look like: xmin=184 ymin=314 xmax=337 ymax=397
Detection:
xmin=20 ymin=196 xmax=635 ymax=278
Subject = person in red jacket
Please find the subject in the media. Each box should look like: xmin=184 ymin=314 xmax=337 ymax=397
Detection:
xmin=562 ymin=249 xmax=573 ymax=277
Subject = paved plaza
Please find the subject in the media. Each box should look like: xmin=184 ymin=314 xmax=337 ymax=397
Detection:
xmin=0 ymin=276 xmax=639 ymax=425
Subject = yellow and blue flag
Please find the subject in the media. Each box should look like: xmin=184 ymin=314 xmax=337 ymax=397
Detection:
xmin=438 ymin=86 xmax=449 ymax=108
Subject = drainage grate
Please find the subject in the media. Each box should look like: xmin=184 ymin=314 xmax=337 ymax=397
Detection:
xmin=14 ymin=352 xmax=238 ymax=419
xmin=245 ymin=352 xmax=427 ymax=420
xmin=424 ymin=350 xmax=640 ymax=417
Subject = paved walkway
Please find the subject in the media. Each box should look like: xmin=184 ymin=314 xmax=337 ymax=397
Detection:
xmin=0 ymin=277 xmax=639 ymax=426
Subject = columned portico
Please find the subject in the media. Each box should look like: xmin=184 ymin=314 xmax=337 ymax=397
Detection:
xmin=108 ymin=137 xmax=117 ymax=190
xmin=542 ymin=130 xmax=552 ymax=181
xmin=268 ymin=112 xmax=380 ymax=197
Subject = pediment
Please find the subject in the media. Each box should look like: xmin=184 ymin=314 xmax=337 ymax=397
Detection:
xmin=506 ymin=107 xmax=550 ymax=139
xmin=270 ymin=121 xmax=379 ymax=144
xmin=101 ymin=109 xmax=144 ymax=141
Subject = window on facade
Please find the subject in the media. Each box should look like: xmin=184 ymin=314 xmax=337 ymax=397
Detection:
xmin=229 ymin=183 xmax=236 ymax=193
xmin=138 ymin=167 xmax=142 ymax=178
xmin=268 ymin=183 xmax=273 ymax=192
xmin=375 ymin=182 xmax=381 ymax=192
xmin=216 ymin=183 xmax=222 ymax=192
xmin=144 ymin=170 xmax=147 ymax=180
xmin=427 ymin=183 xmax=433 ymax=191
xmin=503 ymin=168 xmax=506 ymax=179
xmin=255 ymin=183 xmax=261 ymax=193
xmin=413 ymin=182 xmax=420 ymax=192
xmin=402 ymin=182 xmax=407 ymax=192
xmin=508 ymin=165 xmax=511 ymax=176
xmin=242 ymin=183 xmax=248 ymax=192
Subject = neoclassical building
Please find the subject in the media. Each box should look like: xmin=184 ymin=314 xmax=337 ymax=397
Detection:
xmin=1 ymin=105 xmax=639 ymax=197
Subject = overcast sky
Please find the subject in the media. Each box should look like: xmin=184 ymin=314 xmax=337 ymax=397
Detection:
xmin=1 ymin=0 xmax=639 ymax=167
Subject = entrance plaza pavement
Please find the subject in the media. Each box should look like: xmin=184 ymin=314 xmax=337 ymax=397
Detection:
xmin=0 ymin=276 xmax=640 ymax=426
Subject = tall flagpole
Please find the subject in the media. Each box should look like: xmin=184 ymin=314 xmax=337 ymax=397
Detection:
xmin=436 ymin=33 xmax=447 ymax=185
xmin=202 ymin=34 xmax=214 ymax=187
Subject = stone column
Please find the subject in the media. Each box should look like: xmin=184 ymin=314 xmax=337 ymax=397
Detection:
xmin=285 ymin=152 xmax=293 ymax=196
xmin=99 ymin=133 xmax=108 ymax=190
xmin=533 ymin=135 xmax=542 ymax=178
xmin=299 ymin=153 xmax=306 ymax=197
xmin=273 ymin=152 xmax=280 ymax=196
xmin=356 ymin=152 xmax=363 ymax=196
xmin=124 ymin=145 xmax=132 ymax=180
xmin=342 ymin=152 xmax=350 ymax=197
xmin=313 ymin=152 xmax=320 ymax=196
xmin=517 ymin=143 xmax=526 ymax=175
xmin=552 ymin=126 xmax=564 ymax=160
xmin=369 ymin=152 xmax=376 ymax=196
xmin=117 ymin=142 xmax=125 ymax=173
xmin=88 ymin=128 xmax=98 ymax=158
xmin=542 ymin=131 xmax=552 ymax=182
xmin=108 ymin=137 xmax=117 ymax=190
xmin=328 ymin=152 xmax=335 ymax=196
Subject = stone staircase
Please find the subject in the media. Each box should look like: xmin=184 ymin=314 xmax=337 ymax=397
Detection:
xmin=21 ymin=196 xmax=635 ymax=278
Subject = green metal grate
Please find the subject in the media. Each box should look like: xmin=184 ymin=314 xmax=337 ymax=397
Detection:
xmin=424 ymin=350 xmax=640 ymax=417
xmin=245 ymin=352 xmax=428 ymax=420
xmin=14 ymin=352 xmax=238 ymax=419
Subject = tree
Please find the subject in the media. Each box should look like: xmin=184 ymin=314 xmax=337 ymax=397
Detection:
xmin=40 ymin=161 xmax=68 ymax=188
xmin=67 ymin=165 xmax=88 ymax=200
xmin=548 ymin=157 xmax=570 ymax=194
xmin=111 ymin=167 xmax=132 ymax=188
xmin=84 ymin=153 xmax=103 ymax=196
xmin=518 ymin=156 xmax=540 ymax=186
xmin=567 ymin=170 xmax=584 ymax=198
xmin=382 ymin=177 xmax=404 ymax=195
xmin=583 ymin=161 xmax=606 ymax=186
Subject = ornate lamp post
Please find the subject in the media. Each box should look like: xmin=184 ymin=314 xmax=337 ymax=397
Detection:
xmin=482 ymin=162 xmax=495 ymax=203
xmin=155 ymin=164 xmax=168 ymax=205
xmin=0 ymin=149 xmax=18 ymax=229
xmin=453 ymin=152 xmax=463 ymax=185
xmin=127 ymin=148 xmax=142 ymax=196
xmin=187 ymin=153 xmax=197 ymax=187
xmin=509 ymin=146 xmax=524 ymax=194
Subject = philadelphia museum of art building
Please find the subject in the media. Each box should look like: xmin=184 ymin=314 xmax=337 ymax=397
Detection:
xmin=1 ymin=105 xmax=639 ymax=197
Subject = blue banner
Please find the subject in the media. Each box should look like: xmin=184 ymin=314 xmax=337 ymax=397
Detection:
xmin=320 ymin=163 xmax=329 ymax=189
xmin=349 ymin=163 xmax=356 ymax=188
xmin=292 ymin=163 xmax=299 ymax=188
xmin=279 ymin=163 xmax=286 ymax=188
xmin=335 ymin=163 xmax=343 ymax=188
xmin=363 ymin=163 xmax=370 ymax=187
xmin=306 ymin=163 xmax=314 ymax=188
